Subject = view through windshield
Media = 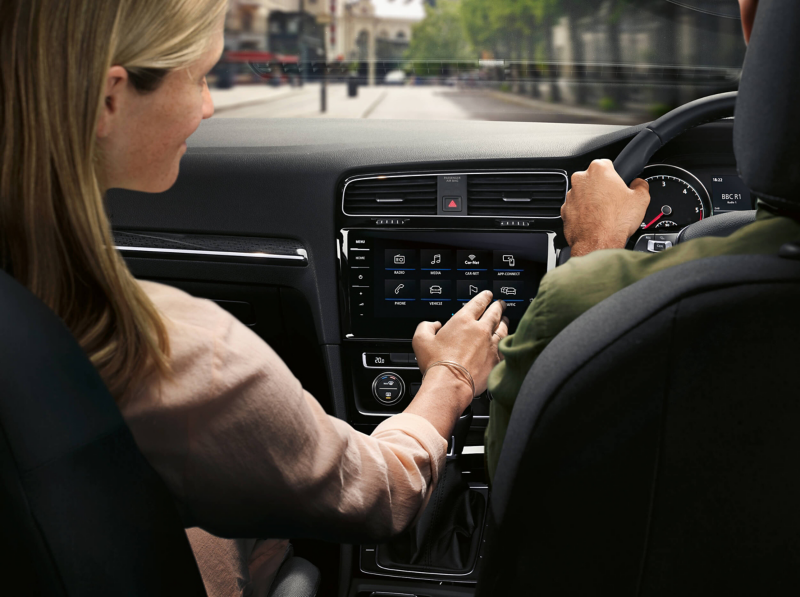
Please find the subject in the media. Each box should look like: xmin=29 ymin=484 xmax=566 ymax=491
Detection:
xmin=213 ymin=0 xmax=745 ymax=124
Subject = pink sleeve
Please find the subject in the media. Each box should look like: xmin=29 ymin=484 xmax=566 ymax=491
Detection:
xmin=124 ymin=283 xmax=447 ymax=543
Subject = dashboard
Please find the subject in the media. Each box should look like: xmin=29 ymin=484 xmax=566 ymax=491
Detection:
xmin=106 ymin=116 xmax=751 ymax=590
xmin=108 ymin=116 xmax=749 ymax=432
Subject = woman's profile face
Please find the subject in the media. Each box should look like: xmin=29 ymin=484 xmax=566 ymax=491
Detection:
xmin=96 ymin=30 xmax=224 ymax=193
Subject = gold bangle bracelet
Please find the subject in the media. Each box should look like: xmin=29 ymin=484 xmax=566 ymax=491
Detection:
xmin=421 ymin=360 xmax=476 ymax=398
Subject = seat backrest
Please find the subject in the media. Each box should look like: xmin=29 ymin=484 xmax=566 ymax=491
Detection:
xmin=477 ymin=253 xmax=800 ymax=596
xmin=0 ymin=270 xmax=206 ymax=596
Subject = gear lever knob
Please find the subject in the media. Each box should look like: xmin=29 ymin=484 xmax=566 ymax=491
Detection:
xmin=447 ymin=405 xmax=473 ymax=459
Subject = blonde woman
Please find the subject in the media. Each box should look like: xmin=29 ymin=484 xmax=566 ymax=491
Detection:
xmin=0 ymin=1 xmax=508 ymax=595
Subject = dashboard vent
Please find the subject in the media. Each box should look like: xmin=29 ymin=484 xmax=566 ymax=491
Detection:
xmin=343 ymin=175 xmax=437 ymax=216
xmin=467 ymin=172 xmax=567 ymax=217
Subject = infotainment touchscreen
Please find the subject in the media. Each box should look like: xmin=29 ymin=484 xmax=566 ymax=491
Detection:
xmin=343 ymin=230 xmax=554 ymax=339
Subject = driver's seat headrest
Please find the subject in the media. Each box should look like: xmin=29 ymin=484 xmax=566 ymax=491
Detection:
xmin=734 ymin=0 xmax=800 ymax=210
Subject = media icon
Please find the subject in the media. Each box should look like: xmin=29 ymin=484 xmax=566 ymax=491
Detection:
xmin=502 ymin=254 xmax=516 ymax=268
xmin=420 ymin=250 xmax=452 ymax=270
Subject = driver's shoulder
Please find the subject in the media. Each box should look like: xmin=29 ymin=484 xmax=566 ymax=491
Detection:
xmin=541 ymin=212 xmax=800 ymax=321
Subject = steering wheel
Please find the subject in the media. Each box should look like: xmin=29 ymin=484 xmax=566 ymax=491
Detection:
xmin=613 ymin=91 xmax=746 ymax=246
xmin=558 ymin=92 xmax=741 ymax=265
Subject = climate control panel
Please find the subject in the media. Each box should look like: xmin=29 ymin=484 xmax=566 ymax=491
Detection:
xmin=371 ymin=372 xmax=405 ymax=405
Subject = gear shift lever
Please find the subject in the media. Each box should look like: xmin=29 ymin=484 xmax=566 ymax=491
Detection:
xmin=448 ymin=406 xmax=473 ymax=459
xmin=377 ymin=405 xmax=486 ymax=574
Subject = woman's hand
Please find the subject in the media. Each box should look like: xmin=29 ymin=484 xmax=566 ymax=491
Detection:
xmin=562 ymin=159 xmax=650 ymax=257
xmin=412 ymin=290 xmax=509 ymax=409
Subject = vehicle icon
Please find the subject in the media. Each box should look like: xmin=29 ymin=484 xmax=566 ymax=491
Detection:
xmin=394 ymin=255 xmax=406 ymax=265
xmin=429 ymin=285 xmax=443 ymax=295
xmin=500 ymin=286 xmax=517 ymax=296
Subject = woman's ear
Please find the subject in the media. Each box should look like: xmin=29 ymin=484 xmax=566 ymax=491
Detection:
xmin=96 ymin=66 xmax=130 ymax=139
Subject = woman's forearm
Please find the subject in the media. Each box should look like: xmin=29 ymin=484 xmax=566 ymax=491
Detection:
xmin=404 ymin=365 xmax=473 ymax=440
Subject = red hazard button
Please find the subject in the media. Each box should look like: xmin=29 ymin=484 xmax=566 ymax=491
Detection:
xmin=442 ymin=196 xmax=463 ymax=212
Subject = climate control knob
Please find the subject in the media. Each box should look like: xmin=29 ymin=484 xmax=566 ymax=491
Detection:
xmin=372 ymin=372 xmax=405 ymax=406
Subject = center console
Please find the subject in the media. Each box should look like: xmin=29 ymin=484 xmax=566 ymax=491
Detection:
xmin=337 ymin=170 xmax=563 ymax=592
xmin=340 ymin=229 xmax=556 ymax=421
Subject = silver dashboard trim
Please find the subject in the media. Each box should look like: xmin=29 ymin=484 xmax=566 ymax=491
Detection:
xmin=341 ymin=170 xmax=568 ymax=219
xmin=115 ymin=246 xmax=308 ymax=261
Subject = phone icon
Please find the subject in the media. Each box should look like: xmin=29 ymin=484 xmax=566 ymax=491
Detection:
xmin=394 ymin=284 xmax=405 ymax=295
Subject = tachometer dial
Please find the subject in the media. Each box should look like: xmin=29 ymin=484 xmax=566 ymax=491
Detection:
xmin=639 ymin=165 xmax=711 ymax=231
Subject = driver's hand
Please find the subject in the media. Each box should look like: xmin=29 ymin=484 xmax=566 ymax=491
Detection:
xmin=562 ymin=159 xmax=650 ymax=257
xmin=412 ymin=291 xmax=508 ymax=408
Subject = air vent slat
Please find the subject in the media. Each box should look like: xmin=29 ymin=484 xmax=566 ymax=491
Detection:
xmin=467 ymin=172 xmax=567 ymax=217
xmin=343 ymin=175 xmax=438 ymax=216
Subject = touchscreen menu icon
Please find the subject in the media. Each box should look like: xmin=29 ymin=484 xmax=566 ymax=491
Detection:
xmin=492 ymin=281 xmax=525 ymax=302
xmin=457 ymin=280 xmax=489 ymax=300
xmin=421 ymin=280 xmax=452 ymax=300
xmin=384 ymin=250 xmax=417 ymax=269
xmin=456 ymin=250 xmax=489 ymax=270
xmin=420 ymin=250 xmax=453 ymax=270
xmin=384 ymin=279 xmax=417 ymax=301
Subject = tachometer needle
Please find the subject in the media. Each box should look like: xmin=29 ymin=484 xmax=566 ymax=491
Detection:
xmin=644 ymin=212 xmax=663 ymax=229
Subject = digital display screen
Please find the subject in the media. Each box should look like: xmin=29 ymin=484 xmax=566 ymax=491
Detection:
xmin=711 ymin=176 xmax=752 ymax=213
xmin=346 ymin=231 xmax=552 ymax=339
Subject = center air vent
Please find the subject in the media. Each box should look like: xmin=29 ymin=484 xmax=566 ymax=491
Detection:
xmin=467 ymin=172 xmax=567 ymax=217
xmin=343 ymin=175 xmax=437 ymax=216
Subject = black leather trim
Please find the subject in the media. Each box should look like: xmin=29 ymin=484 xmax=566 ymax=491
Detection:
xmin=492 ymin=253 xmax=800 ymax=523
xmin=734 ymin=0 xmax=800 ymax=208
xmin=268 ymin=557 xmax=320 ymax=597
xmin=676 ymin=210 xmax=757 ymax=243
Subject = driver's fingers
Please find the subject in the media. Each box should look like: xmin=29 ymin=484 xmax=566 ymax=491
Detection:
xmin=630 ymin=177 xmax=650 ymax=195
xmin=458 ymin=290 xmax=493 ymax=320
xmin=480 ymin=299 xmax=506 ymax=331
xmin=493 ymin=317 xmax=509 ymax=342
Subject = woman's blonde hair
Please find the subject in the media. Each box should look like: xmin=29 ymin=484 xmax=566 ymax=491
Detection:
xmin=0 ymin=0 xmax=228 ymax=399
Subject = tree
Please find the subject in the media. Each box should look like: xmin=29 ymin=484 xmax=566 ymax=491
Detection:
xmin=405 ymin=0 xmax=474 ymax=63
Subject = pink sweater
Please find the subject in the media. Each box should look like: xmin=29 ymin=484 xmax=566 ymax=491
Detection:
xmin=121 ymin=281 xmax=447 ymax=596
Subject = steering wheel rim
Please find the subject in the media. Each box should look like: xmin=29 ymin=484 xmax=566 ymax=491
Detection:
xmin=613 ymin=91 xmax=738 ymax=186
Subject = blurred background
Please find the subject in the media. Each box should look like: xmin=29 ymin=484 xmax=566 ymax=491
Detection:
xmin=210 ymin=0 xmax=745 ymax=124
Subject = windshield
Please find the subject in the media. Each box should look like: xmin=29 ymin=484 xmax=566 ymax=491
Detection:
xmin=213 ymin=0 xmax=745 ymax=124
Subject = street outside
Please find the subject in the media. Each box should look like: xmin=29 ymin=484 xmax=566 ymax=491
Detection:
xmin=210 ymin=83 xmax=643 ymax=125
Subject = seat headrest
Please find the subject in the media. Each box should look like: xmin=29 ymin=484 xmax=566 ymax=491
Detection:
xmin=734 ymin=0 xmax=800 ymax=210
